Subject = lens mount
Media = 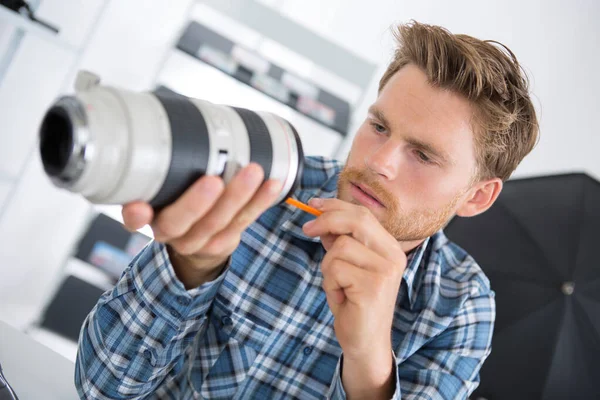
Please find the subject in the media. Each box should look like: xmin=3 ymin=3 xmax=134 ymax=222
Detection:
xmin=39 ymin=96 xmax=90 ymax=187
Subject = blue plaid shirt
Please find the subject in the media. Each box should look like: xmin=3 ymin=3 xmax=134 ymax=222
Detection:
xmin=75 ymin=156 xmax=495 ymax=399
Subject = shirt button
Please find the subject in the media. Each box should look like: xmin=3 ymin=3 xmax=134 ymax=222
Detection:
xmin=170 ymin=309 xmax=180 ymax=318
xmin=221 ymin=315 xmax=233 ymax=327
xmin=177 ymin=297 xmax=190 ymax=306
xmin=303 ymin=346 xmax=313 ymax=356
xmin=143 ymin=349 xmax=152 ymax=360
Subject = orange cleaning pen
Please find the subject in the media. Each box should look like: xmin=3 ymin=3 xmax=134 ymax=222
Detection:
xmin=285 ymin=197 xmax=322 ymax=216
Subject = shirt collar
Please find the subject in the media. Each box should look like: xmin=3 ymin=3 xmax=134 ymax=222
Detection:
xmin=401 ymin=230 xmax=449 ymax=309
xmin=402 ymin=237 xmax=431 ymax=309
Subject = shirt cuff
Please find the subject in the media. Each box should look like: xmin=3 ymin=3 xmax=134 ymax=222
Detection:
xmin=327 ymin=351 xmax=402 ymax=400
xmin=131 ymin=240 xmax=229 ymax=328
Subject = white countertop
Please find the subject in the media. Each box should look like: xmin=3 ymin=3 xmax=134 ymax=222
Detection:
xmin=0 ymin=319 xmax=78 ymax=399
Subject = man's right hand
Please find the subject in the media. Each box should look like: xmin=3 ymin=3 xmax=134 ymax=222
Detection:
xmin=122 ymin=163 xmax=283 ymax=289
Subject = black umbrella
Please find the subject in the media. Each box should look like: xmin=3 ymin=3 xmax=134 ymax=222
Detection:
xmin=445 ymin=173 xmax=600 ymax=400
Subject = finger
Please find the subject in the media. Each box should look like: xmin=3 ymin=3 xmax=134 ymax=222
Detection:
xmin=194 ymin=178 xmax=282 ymax=257
xmin=169 ymin=163 xmax=266 ymax=253
xmin=324 ymin=234 xmax=390 ymax=273
xmin=324 ymin=286 xmax=345 ymax=317
xmin=122 ymin=202 xmax=154 ymax=231
xmin=321 ymin=257 xmax=372 ymax=310
xmin=209 ymin=178 xmax=282 ymax=241
xmin=321 ymin=258 xmax=353 ymax=314
xmin=330 ymin=288 xmax=345 ymax=305
xmin=151 ymin=175 xmax=225 ymax=241
xmin=303 ymin=209 xmax=400 ymax=261
xmin=319 ymin=233 xmax=338 ymax=251
xmin=308 ymin=197 xmax=356 ymax=213
xmin=191 ymin=230 xmax=241 ymax=260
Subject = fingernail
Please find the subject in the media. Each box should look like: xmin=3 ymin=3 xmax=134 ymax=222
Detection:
xmin=308 ymin=198 xmax=323 ymax=208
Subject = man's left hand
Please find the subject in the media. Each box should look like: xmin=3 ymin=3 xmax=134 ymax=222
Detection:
xmin=302 ymin=198 xmax=407 ymax=399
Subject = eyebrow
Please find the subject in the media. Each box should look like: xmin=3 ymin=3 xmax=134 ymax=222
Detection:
xmin=368 ymin=105 xmax=392 ymax=130
xmin=367 ymin=105 xmax=454 ymax=166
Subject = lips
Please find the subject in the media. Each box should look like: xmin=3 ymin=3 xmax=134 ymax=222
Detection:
xmin=353 ymin=182 xmax=384 ymax=207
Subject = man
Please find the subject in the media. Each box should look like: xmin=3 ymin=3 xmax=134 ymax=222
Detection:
xmin=75 ymin=21 xmax=538 ymax=399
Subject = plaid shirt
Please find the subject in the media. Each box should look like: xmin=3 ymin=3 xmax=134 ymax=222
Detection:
xmin=75 ymin=156 xmax=495 ymax=399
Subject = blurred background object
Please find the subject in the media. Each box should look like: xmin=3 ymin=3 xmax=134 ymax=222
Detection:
xmin=1 ymin=0 xmax=59 ymax=33
xmin=446 ymin=173 xmax=600 ymax=400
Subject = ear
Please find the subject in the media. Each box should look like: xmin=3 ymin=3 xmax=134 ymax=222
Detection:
xmin=456 ymin=178 xmax=503 ymax=218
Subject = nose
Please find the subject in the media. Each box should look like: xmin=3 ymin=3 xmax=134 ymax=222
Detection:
xmin=365 ymin=140 xmax=400 ymax=180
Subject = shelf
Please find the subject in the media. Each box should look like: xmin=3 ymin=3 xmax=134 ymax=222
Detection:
xmin=64 ymin=257 xmax=114 ymax=291
xmin=176 ymin=21 xmax=351 ymax=135
xmin=0 ymin=6 xmax=77 ymax=52
xmin=199 ymin=0 xmax=376 ymax=91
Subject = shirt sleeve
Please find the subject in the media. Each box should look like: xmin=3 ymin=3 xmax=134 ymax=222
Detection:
xmin=327 ymin=352 xmax=402 ymax=400
xmin=397 ymin=291 xmax=496 ymax=400
xmin=75 ymin=240 xmax=230 ymax=399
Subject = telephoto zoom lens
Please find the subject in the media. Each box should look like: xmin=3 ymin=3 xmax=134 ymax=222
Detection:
xmin=38 ymin=71 xmax=304 ymax=209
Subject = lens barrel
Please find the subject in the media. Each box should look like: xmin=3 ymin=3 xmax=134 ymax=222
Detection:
xmin=38 ymin=81 xmax=304 ymax=209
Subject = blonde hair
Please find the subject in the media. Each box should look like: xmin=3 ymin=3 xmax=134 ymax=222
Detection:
xmin=379 ymin=21 xmax=539 ymax=181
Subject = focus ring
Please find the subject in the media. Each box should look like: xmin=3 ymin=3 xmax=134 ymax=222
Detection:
xmin=233 ymin=107 xmax=273 ymax=180
xmin=151 ymin=92 xmax=210 ymax=209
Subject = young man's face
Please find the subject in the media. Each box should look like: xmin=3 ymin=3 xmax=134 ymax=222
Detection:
xmin=338 ymin=64 xmax=480 ymax=243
